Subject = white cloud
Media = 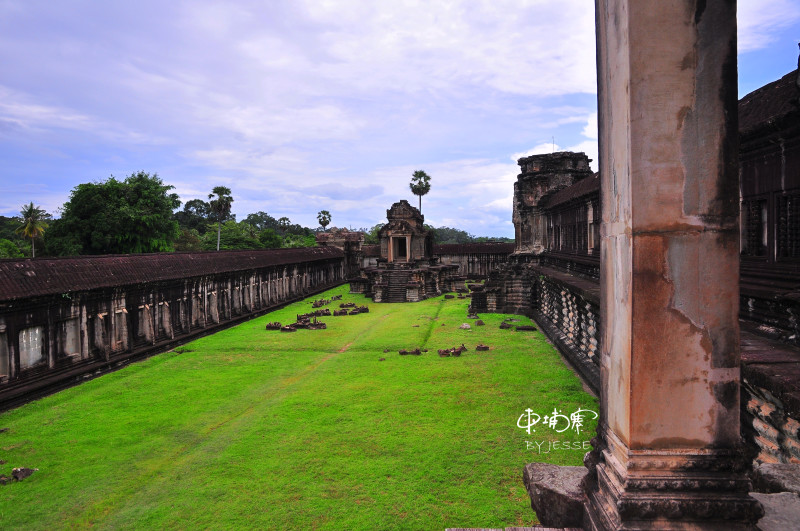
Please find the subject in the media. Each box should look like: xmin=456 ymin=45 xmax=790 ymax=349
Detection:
xmin=510 ymin=111 xmax=598 ymax=172
xmin=0 ymin=1 xmax=791 ymax=238
xmin=582 ymin=112 xmax=598 ymax=140
xmin=512 ymin=143 xmax=561 ymax=161
xmin=738 ymin=0 xmax=800 ymax=52
xmin=301 ymin=0 xmax=597 ymax=97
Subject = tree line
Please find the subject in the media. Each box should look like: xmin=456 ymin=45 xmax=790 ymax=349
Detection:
xmin=1 ymin=169 xmax=508 ymax=259
xmin=0 ymin=172 xmax=321 ymax=258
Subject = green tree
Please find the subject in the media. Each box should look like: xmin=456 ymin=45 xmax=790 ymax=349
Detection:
xmin=0 ymin=216 xmax=24 ymax=243
xmin=173 ymin=199 xmax=212 ymax=234
xmin=428 ymin=225 xmax=473 ymax=244
xmin=208 ymin=186 xmax=234 ymax=251
xmin=201 ymin=220 xmax=260 ymax=251
xmin=174 ymin=228 xmax=204 ymax=252
xmin=15 ymin=202 xmax=50 ymax=258
xmin=363 ymin=223 xmax=385 ymax=245
xmin=0 ymin=238 xmax=23 ymax=258
xmin=243 ymin=211 xmax=279 ymax=232
xmin=278 ymin=217 xmax=290 ymax=235
xmin=48 ymin=172 xmax=180 ymax=255
xmin=258 ymin=228 xmax=283 ymax=249
xmin=409 ymin=170 xmax=431 ymax=212
xmin=282 ymin=233 xmax=316 ymax=248
xmin=317 ymin=210 xmax=332 ymax=231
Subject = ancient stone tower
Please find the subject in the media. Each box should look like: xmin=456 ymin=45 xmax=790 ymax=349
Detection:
xmin=513 ymin=151 xmax=593 ymax=255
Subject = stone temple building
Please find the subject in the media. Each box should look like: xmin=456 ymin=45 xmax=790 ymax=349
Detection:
xmin=513 ymin=151 xmax=597 ymax=256
xmin=350 ymin=200 xmax=459 ymax=302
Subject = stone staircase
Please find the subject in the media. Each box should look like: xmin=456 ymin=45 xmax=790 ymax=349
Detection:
xmin=385 ymin=269 xmax=410 ymax=303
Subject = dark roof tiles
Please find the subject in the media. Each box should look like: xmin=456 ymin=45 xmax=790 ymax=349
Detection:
xmin=540 ymin=173 xmax=600 ymax=209
xmin=739 ymin=69 xmax=800 ymax=138
xmin=0 ymin=247 xmax=344 ymax=302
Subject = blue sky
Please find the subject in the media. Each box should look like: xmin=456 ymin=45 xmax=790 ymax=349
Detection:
xmin=1 ymin=1 xmax=798 ymax=237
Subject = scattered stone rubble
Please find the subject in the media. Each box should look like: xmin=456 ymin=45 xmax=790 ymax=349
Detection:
xmin=0 ymin=467 xmax=38 ymax=486
xmin=438 ymin=344 xmax=468 ymax=357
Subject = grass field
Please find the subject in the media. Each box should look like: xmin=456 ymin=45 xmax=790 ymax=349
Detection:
xmin=0 ymin=285 xmax=598 ymax=530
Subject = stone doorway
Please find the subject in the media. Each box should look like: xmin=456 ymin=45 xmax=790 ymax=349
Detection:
xmin=393 ymin=236 xmax=408 ymax=262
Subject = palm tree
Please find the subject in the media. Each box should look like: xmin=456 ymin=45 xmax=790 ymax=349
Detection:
xmin=16 ymin=202 xmax=49 ymax=258
xmin=409 ymin=170 xmax=431 ymax=212
xmin=278 ymin=217 xmax=290 ymax=235
xmin=208 ymin=187 xmax=234 ymax=251
xmin=317 ymin=210 xmax=332 ymax=231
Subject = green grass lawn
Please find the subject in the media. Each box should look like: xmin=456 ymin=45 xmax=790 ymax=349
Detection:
xmin=0 ymin=285 xmax=598 ymax=530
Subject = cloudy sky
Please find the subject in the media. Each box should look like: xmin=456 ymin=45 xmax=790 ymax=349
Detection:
xmin=1 ymin=1 xmax=798 ymax=237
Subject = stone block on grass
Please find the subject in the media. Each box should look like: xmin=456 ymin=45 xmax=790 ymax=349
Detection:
xmin=522 ymin=462 xmax=586 ymax=528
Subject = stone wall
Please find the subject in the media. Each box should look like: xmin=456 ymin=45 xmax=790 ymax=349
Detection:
xmin=473 ymin=255 xmax=601 ymax=393
xmin=530 ymin=268 xmax=600 ymax=390
xmin=0 ymin=248 xmax=346 ymax=409
xmin=433 ymin=243 xmax=514 ymax=278
xmin=740 ymin=328 xmax=800 ymax=464
xmin=360 ymin=243 xmax=513 ymax=278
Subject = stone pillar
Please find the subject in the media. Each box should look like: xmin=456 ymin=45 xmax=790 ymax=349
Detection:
xmin=586 ymin=0 xmax=763 ymax=529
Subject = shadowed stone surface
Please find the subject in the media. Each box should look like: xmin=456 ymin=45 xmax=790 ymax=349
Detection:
xmin=750 ymin=492 xmax=800 ymax=530
xmin=523 ymin=463 xmax=586 ymax=528
xmin=753 ymin=463 xmax=800 ymax=494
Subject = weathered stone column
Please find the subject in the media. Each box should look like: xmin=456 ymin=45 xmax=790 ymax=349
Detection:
xmin=586 ymin=0 xmax=763 ymax=528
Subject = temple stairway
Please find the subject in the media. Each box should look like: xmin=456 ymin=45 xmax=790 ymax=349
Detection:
xmin=385 ymin=269 xmax=410 ymax=303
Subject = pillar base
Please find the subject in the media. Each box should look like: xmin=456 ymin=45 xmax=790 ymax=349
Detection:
xmin=583 ymin=430 xmax=764 ymax=530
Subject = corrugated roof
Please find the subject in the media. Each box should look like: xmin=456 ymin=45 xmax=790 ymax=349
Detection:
xmin=434 ymin=243 xmax=515 ymax=254
xmin=540 ymin=174 xmax=600 ymax=209
xmin=0 ymin=247 xmax=344 ymax=302
xmin=739 ymin=69 xmax=800 ymax=138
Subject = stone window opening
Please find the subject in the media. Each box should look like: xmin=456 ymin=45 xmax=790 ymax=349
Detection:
xmin=113 ymin=309 xmax=127 ymax=350
xmin=61 ymin=318 xmax=81 ymax=357
xmin=206 ymin=291 xmax=219 ymax=324
xmin=19 ymin=326 xmax=44 ymax=369
xmin=137 ymin=305 xmax=153 ymax=341
xmin=776 ymin=192 xmax=800 ymax=259
xmin=741 ymin=198 xmax=768 ymax=257
xmin=0 ymin=332 xmax=8 ymax=378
